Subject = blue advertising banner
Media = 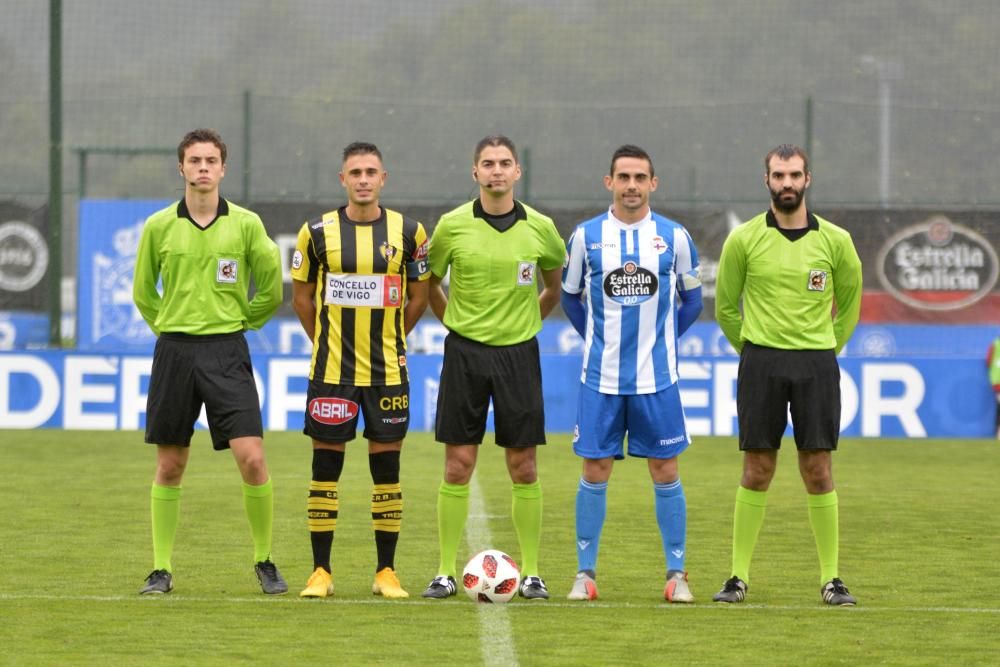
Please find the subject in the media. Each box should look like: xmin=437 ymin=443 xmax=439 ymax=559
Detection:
xmin=1 ymin=350 xmax=993 ymax=437
xmin=0 ymin=311 xmax=49 ymax=350
xmin=77 ymin=199 xmax=170 ymax=350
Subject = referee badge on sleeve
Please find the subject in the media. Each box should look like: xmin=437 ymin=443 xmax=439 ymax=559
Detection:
xmin=808 ymin=269 xmax=827 ymax=291
xmin=217 ymin=259 xmax=238 ymax=283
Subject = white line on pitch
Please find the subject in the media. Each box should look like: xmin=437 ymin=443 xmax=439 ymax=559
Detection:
xmin=466 ymin=471 xmax=519 ymax=667
xmin=1 ymin=594 xmax=997 ymax=616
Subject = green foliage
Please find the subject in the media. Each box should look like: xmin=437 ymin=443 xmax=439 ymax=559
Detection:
xmin=1 ymin=430 xmax=997 ymax=665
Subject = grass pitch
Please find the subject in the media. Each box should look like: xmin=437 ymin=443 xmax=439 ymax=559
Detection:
xmin=1 ymin=430 xmax=997 ymax=666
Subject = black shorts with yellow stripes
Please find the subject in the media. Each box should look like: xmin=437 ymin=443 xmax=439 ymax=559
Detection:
xmin=304 ymin=379 xmax=410 ymax=444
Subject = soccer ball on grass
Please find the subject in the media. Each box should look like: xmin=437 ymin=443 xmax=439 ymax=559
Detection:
xmin=462 ymin=549 xmax=520 ymax=603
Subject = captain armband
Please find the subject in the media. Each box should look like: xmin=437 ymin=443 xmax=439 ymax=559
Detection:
xmin=679 ymin=267 xmax=702 ymax=291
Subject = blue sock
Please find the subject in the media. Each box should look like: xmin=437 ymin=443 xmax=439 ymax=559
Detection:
xmin=654 ymin=479 xmax=686 ymax=573
xmin=575 ymin=478 xmax=607 ymax=574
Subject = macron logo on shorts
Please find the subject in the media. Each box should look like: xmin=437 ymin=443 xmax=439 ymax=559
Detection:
xmin=309 ymin=397 xmax=359 ymax=425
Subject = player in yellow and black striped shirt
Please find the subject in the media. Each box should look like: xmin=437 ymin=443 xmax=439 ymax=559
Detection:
xmin=291 ymin=142 xmax=429 ymax=600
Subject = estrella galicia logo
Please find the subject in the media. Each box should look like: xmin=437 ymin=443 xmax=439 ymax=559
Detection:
xmin=876 ymin=216 xmax=999 ymax=311
xmin=0 ymin=221 xmax=49 ymax=292
xmin=603 ymin=261 xmax=658 ymax=305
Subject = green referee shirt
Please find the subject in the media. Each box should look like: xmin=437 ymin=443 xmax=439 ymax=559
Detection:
xmin=429 ymin=199 xmax=565 ymax=346
xmin=133 ymin=198 xmax=282 ymax=336
xmin=715 ymin=210 xmax=862 ymax=354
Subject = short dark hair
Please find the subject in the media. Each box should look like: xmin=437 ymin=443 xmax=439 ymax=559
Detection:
xmin=342 ymin=141 xmax=383 ymax=163
xmin=178 ymin=128 xmax=227 ymax=164
xmin=765 ymin=144 xmax=809 ymax=175
xmin=610 ymin=144 xmax=654 ymax=177
xmin=474 ymin=135 xmax=518 ymax=164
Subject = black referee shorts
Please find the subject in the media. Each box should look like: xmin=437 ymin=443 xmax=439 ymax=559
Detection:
xmin=434 ymin=332 xmax=546 ymax=447
xmin=736 ymin=342 xmax=841 ymax=451
xmin=145 ymin=332 xmax=263 ymax=451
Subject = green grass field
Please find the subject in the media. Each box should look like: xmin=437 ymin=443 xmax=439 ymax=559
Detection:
xmin=1 ymin=430 xmax=997 ymax=666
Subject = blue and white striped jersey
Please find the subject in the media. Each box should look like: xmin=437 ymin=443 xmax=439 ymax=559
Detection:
xmin=562 ymin=207 xmax=701 ymax=395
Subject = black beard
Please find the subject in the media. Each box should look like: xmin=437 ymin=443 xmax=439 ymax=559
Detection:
xmin=770 ymin=187 xmax=804 ymax=213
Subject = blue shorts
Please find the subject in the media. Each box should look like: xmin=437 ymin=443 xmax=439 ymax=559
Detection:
xmin=572 ymin=383 xmax=690 ymax=460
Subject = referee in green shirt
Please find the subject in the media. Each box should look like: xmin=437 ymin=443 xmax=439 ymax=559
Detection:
xmin=712 ymin=144 xmax=862 ymax=606
xmin=421 ymin=135 xmax=565 ymax=600
xmin=132 ymin=128 xmax=286 ymax=596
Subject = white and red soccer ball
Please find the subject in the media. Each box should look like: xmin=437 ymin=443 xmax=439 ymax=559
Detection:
xmin=462 ymin=549 xmax=520 ymax=603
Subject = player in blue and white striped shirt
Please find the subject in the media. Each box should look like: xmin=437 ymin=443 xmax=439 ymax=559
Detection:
xmin=561 ymin=145 xmax=703 ymax=603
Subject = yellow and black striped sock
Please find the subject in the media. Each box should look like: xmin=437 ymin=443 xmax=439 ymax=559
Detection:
xmin=372 ymin=482 xmax=402 ymax=571
xmin=308 ymin=448 xmax=344 ymax=572
xmin=370 ymin=450 xmax=402 ymax=572
xmin=308 ymin=481 xmax=338 ymax=572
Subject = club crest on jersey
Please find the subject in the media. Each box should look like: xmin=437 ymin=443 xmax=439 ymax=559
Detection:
xmin=808 ymin=270 xmax=828 ymax=291
xmin=651 ymin=235 xmax=668 ymax=254
xmin=217 ymin=259 xmax=238 ymax=283
xmin=517 ymin=262 xmax=536 ymax=285
xmin=380 ymin=242 xmax=398 ymax=263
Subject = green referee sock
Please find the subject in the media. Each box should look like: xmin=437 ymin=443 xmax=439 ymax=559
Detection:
xmin=437 ymin=481 xmax=470 ymax=578
xmin=243 ymin=479 xmax=274 ymax=563
xmin=511 ymin=480 xmax=543 ymax=577
xmin=150 ymin=484 xmax=181 ymax=572
xmin=731 ymin=486 xmax=767 ymax=583
xmin=807 ymin=490 xmax=840 ymax=584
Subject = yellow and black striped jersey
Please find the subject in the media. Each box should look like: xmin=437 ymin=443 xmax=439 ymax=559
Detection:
xmin=291 ymin=206 xmax=429 ymax=386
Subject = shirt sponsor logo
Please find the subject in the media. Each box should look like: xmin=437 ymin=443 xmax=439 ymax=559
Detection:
xmin=603 ymin=261 xmax=658 ymax=304
xmin=808 ymin=270 xmax=827 ymax=291
xmin=291 ymin=249 xmax=303 ymax=270
xmin=217 ymin=259 xmax=238 ymax=283
xmin=309 ymin=397 xmax=359 ymax=425
xmin=325 ymin=273 xmax=402 ymax=307
xmin=517 ymin=261 xmax=536 ymax=285
xmin=0 ymin=221 xmax=49 ymax=292
xmin=413 ymin=240 xmax=429 ymax=261
xmin=876 ymin=216 xmax=999 ymax=311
